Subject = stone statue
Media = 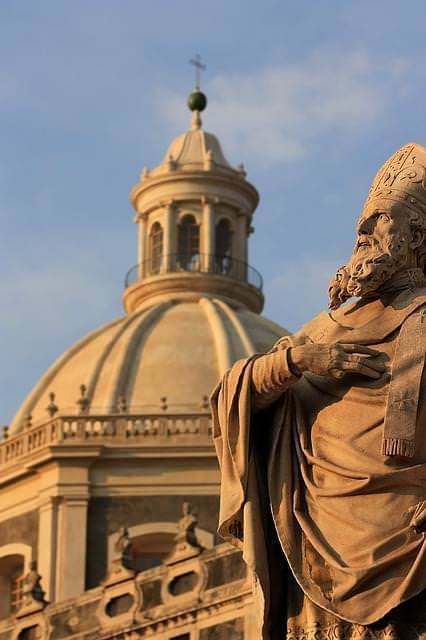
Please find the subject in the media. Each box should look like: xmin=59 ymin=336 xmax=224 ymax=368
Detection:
xmin=110 ymin=526 xmax=134 ymax=575
xmin=19 ymin=561 xmax=47 ymax=612
xmin=211 ymin=142 xmax=426 ymax=639
xmin=165 ymin=502 xmax=203 ymax=564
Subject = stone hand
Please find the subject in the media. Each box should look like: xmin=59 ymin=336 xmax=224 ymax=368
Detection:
xmin=289 ymin=343 xmax=385 ymax=380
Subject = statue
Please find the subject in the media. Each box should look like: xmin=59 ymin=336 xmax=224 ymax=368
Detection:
xmin=165 ymin=502 xmax=203 ymax=564
xmin=19 ymin=561 xmax=47 ymax=613
xmin=175 ymin=502 xmax=199 ymax=547
xmin=211 ymin=142 xmax=426 ymax=639
xmin=109 ymin=526 xmax=134 ymax=577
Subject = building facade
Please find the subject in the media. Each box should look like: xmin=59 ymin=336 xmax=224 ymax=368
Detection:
xmin=0 ymin=90 xmax=286 ymax=639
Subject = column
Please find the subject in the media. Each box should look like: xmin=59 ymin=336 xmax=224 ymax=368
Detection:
xmin=55 ymin=496 xmax=89 ymax=600
xmin=163 ymin=202 xmax=175 ymax=272
xmin=137 ymin=212 xmax=148 ymax=278
xmin=37 ymin=496 xmax=59 ymax=601
xmin=203 ymin=200 xmax=215 ymax=272
xmin=237 ymin=211 xmax=248 ymax=281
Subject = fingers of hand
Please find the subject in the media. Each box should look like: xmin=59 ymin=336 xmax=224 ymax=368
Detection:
xmin=331 ymin=344 xmax=385 ymax=378
xmin=340 ymin=344 xmax=381 ymax=357
xmin=339 ymin=359 xmax=382 ymax=378
xmin=328 ymin=346 xmax=385 ymax=378
xmin=344 ymin=353 xmax=386 ymax=372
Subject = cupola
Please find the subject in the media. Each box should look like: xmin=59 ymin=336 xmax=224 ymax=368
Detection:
xmin=123 ymin=89 xmax=263 ymax=314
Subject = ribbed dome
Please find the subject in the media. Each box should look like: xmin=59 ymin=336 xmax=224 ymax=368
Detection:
xmin=10 ymin=298 xmax=286 ymax=435
xmin=149 ymin=112 xmax=238 ymax=177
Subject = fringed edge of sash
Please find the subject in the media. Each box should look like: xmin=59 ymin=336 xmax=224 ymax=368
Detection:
xmin=381 ymin=437 xmax=415 ymax=458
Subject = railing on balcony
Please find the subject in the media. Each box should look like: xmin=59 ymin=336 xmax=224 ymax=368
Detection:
xmin=124 ymin=253 xmax=263 ymax=291
xmin=0 ymin=412 xmax=213 ymax=470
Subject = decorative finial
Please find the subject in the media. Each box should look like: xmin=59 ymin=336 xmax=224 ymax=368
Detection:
xmin=76 ymin=384 xmax=89 ymax=415
xmin=204 ymin=148 xmax=214 ymax=169
xmin=190 ymin=110 xmax=202 ymax=131
xmin=25 ymin=413 xmax=32 ymax=430
xmin=189 ymin=54 xmax=206 ymax=91
xmin=188 ymin=54 xmax=207 ymax=124
xmin=237 ymin=162 xmax=246 ymax=177
xmin=2 ymin=425 xmax=9 ymax=440
xmin=117 ymin=395 xmax=127 ymax=414
xmin=46 ymin=391 xmax=58 ymax=417
xmin=167 ymin=153 xmax=176 ymax=171
xmin=187 ymin=90 xmax=207 ymax=114
xmin=141 ymin=166 xmax=150 ymax=180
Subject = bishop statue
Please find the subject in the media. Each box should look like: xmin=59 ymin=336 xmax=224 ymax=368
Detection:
xmin=211 ymin=142 xmax=426 ymax=639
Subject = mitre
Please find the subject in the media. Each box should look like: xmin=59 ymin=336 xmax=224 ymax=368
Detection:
xmin=364 ymin=141 xmax=426 ymax=217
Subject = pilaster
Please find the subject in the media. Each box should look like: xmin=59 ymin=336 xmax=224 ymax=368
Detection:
xmin=163 ymin=201 xmax=175 ymax=272
xmin=55 ymin=495 xmax=89 ymax=600
xmin=236 ymin=211 xmax=247 ymax=263
xmin=237 ymin=211 xmax=248 ymax=281
xmin=37 ymin=496 xmax=59 ymax=602
xmin=136 ymin=212 xmax=148 ymax=277
xmin=202 ymin=198 xmax=215 ymax=272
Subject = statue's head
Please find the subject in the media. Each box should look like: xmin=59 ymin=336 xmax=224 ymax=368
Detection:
xmin=329 ymin=142 xmax=426 ymax=309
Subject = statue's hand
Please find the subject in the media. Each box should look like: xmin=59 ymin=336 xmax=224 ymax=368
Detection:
xmin=289 ymin=343 xmax=385 ymax=380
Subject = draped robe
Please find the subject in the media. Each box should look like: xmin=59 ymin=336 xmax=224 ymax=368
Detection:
xmin=210 ymin=288 xmax=426 ymax=640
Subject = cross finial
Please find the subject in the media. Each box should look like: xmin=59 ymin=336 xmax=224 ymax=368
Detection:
xmin=189 ymin=54 xmax=206 ymax=90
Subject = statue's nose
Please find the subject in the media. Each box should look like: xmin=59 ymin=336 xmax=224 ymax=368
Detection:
xmin=358 ymin=217 xmax=375 ymax=236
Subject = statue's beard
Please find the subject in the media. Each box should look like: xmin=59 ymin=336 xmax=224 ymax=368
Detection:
xmin=328 ymin=233 xmax=410 ymax=309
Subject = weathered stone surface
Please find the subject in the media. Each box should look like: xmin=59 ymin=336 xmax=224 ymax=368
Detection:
xmin=205 ymin=551 xmax=246 ymax=589
xmin=49 ymin=600 xmax=99 ymax=640
xmin=141 ymin=579 xmax=162 ymax=609
xmin=199 ymin=618 xmax=244 ymax=640
xmin=0 ymin=510 xmax=38 ymax=552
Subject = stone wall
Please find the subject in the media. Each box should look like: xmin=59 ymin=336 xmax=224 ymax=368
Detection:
xmin=0 ymin=509 xmax=38 ymax=553
xmin=199 ymin=618 xmax=244 ymax=640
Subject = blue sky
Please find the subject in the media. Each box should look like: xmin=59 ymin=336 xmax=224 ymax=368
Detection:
xmin=1 ymin=0 xmax=425 ymax=423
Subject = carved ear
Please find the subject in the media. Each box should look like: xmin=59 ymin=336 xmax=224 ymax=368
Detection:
xmin=409 ymin=228 xmax=426 ymax=250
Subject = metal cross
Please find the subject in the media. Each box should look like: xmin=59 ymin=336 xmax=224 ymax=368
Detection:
xmin=189 ymin=54 xmax=206 ymax=89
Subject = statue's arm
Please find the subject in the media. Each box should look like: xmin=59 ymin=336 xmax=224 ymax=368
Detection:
xmin=251 ymin=336 xmax=302 ymax=412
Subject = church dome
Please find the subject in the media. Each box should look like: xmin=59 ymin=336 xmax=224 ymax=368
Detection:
xmin=9 ymin=88 xmax=288 ymax=436
xmin=9 ymin=297 xmax=285 ymax=434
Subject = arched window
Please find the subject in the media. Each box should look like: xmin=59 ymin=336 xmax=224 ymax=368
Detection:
xmin=215 ymin=219 xmax=233 ymax=275
xmin=108 ymin=523 xmax=213 ymax=575
xmin=177 ymin=215 xmax=200 ymax=271
xmin=149 ymin=222 xmax=164 ymax=275
xmin=131 ymin=531 xmax=175 ymax=572
xmin=0 ymin=554 xmax=25 ymax=618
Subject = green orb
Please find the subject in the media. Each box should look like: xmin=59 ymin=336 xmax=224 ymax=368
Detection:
xmin=187 ymin=90 xmax=207 ymax=112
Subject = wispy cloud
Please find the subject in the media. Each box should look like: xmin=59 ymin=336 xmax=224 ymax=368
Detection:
xmin=157 ymin=49 xmax=408 ymax=167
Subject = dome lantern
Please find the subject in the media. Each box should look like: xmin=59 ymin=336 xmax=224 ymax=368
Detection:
xmin=124 ymin=87 xmax=262 ymax=314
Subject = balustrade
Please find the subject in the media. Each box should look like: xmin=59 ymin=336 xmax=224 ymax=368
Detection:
xmin=0 ymin=413 xmax=212 ymax=469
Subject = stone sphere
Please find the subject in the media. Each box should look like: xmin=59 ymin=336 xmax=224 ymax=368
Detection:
xmin=187 ymin=90 xmax=207 ymax=112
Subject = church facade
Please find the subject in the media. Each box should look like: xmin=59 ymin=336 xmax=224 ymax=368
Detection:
xmin=0 ymin=89 xmax=286 ymax=639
